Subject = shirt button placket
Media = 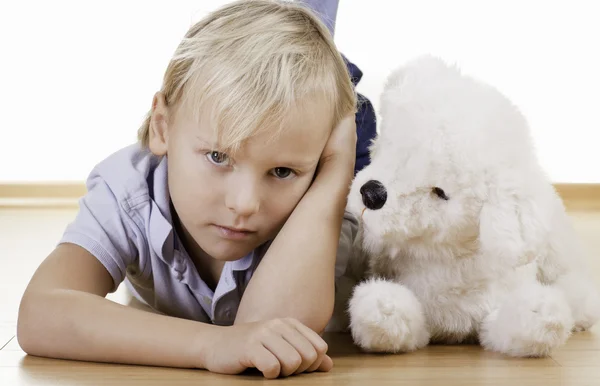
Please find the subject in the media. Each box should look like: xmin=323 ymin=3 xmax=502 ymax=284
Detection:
xmin=174 ymin=252 xmax=186 ymax=282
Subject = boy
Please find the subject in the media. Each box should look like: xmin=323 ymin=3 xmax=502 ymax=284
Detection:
xmin=17 ymin=0 xmax=376 ymax=379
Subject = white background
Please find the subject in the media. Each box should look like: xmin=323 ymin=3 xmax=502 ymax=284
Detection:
xmin=1 ymin=0 xmax=598 ymax=183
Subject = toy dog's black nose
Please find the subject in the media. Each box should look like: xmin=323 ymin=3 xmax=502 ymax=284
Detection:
xmin=360 ymin=180 xmax=387 ymax=210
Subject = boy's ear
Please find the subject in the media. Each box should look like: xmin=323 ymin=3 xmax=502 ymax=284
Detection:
xmin=149 ymin=92 xmax=169 ymax=156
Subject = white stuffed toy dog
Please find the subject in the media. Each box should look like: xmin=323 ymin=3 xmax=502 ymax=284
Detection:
xmin=346 ymin=55 xmax=600 ymax=357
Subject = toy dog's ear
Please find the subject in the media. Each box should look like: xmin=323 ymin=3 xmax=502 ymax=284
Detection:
xmin=478 ymin=187 xmax=547 ymax=268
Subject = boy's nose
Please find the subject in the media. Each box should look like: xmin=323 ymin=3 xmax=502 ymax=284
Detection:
xmin=227 ymin=188 xmax=260 ymax=216
xmin=360 ymin=180 xmax=387 ymax=210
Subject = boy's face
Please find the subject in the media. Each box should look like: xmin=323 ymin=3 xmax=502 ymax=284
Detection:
xmin=149 ymin=93 xmax=333 ymax=263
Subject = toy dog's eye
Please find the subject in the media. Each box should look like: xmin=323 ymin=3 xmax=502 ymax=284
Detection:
xmin=432 ymin=187 xmax=449 ymax=200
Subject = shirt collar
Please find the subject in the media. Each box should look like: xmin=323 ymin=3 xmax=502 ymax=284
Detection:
xmin=147 ymin=154 xmax=176 ymax=265
xmin=231 ymin=252 xmax=255 ymax=271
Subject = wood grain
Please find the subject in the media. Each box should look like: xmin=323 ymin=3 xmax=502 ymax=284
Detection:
xmin=1 ymin=208 xmax=600 ymax=385
xmin=0 ymin=326 xmax=14 ymax=351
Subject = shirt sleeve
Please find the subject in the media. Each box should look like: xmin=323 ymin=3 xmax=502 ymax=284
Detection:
xmin=59 ymin=172 xmax=141 ymax=292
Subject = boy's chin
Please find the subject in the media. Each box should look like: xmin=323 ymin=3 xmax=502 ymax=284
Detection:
xmin=204 ymin=240 xmax=260 ymax=262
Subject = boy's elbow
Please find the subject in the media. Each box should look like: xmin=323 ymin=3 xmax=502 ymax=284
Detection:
xmin=308 ymin=315 xmax=334 ymax=336
xmin=16 ymin=326 xmax=37 ymax=356
xmin=298 ymin=300 xmax=335 ymax=334
xmin=17 ymin=294 xmax=39 ymax=355
xmin=17 ymin=291 xmax=50 ymax=356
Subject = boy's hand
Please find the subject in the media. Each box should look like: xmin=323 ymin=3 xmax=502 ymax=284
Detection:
xmin=318 ymin=114 xmax=357 ymax=179
xmin=202 ymin=318 xmax=333 ymax=379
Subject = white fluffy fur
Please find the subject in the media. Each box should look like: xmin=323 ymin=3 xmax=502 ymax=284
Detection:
xmin=346 ymin=55 xmax=600 ymax=357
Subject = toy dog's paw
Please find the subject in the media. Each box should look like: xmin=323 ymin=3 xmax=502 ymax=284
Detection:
xmin=571 ymin=287 xmax=600 ymax=332
xmin=554 ymin=272 xmax=600 ymax=332
xmin=348 ymin=278 xmax=430 ymax=353
xmin=480 ymin=283 xmax=573 ymax=357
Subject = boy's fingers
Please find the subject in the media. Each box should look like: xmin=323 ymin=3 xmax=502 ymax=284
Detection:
xmin=305 ymin=355 xmax=324 ymax=373
xmin=284 ymin=319 xmax=330 ymax=374
xmin=248 ymin=345 xmax=281 ymax=379
xmin=303 ymin=354 xmax=334 ymax=373
xmin=317 ymin=354 xmax=334 ymax=372
xmin=279 ymin=328 xmax=318 ymax=375
xmin=321 ymin=115 xmax=357 ymax=160
xmin=262 ymin=334 xmax=302 ymax=377
xmin=287 ymin=318 xmax=329 ymax=355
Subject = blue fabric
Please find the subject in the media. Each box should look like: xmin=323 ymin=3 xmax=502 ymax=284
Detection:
xmin=297 ymin=0 xmax=378 ymax=175
xmin=299 ymin=0 xmax=339 ymax=36
xmin=344 ymin=56 xmax=377 ymax=175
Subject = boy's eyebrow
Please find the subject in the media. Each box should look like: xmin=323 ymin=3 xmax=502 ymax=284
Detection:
xmin=277 ymin=158 xmax=319 ymax=169
xmin=194 ymin=136 xmax=221 ymax=150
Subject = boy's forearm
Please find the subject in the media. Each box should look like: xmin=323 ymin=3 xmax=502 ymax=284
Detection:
xmin=235 ymin=163 xmax=352 ymax=332
xmin=17 ymin=289 xmax=218 ymax=368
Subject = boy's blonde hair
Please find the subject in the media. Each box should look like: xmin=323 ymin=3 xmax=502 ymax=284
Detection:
xmin=137 ymin=0 xmax=357 ymax=153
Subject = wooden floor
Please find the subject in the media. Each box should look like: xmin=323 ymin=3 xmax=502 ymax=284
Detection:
xmin=1 ymin=207 xmax=600 ymax=385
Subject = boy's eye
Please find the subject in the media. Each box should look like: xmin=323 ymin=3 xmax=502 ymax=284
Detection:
xmin=273 ymin=167 xmax=293 ymax=179
xmin=207 ymin=151 xmax=229 ymax=165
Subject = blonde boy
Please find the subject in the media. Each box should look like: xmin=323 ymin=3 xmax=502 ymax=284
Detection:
xmin=18 ymin=0 xmax=374 ymax=379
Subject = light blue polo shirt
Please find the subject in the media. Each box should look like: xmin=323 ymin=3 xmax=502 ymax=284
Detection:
xmin=59 ymin=143 xmax=360 ymax=329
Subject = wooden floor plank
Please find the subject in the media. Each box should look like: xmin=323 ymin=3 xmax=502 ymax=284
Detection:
xmin=2 ymin=207 xmax=600 ymax=385
xmin=0 ymin=356 xmax=597 ymax=386
xmin=0 ymin=326 xmax=15 ymax=351
xmin=3 ymin=337 xmax=20 ymax=352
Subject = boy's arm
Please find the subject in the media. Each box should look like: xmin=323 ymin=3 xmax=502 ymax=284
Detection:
xmin=18 ymin=243 xmax=333 ymax=377
xmin=17 ymin=243 xmax=220 ymax=368
xmin=235 ymin=116 xmax=357 ymax=333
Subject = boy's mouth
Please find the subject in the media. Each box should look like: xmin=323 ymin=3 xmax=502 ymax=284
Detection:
xmin=214 ymin=225 xmax=256 ymax=240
